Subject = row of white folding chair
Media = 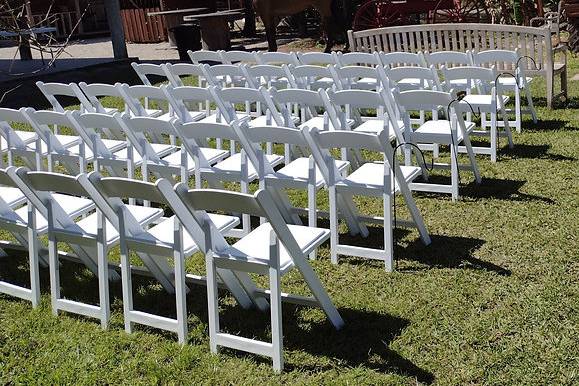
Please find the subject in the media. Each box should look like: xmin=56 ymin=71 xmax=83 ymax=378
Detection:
xmin=0 ymin=166 xmax=344 ymax=371
xmin=185 ymin=48 xmax=536 ymax=132
xmin=31 ymin=81 xmax=484 ymax=199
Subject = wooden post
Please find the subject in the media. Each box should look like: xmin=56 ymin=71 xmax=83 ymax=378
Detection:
xmin=104 ymin=0 xmax=128 ymax=59
xmin=73 ymin=0 xmax=84 ymax=34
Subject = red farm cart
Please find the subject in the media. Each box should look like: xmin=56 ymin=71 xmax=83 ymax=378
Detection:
xmin=352 ymin=0 xmax=490 ymax=31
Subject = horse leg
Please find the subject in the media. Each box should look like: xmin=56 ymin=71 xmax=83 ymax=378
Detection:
xmin=322 ymin=15 xmax=334 ymax=53
xmin=266 ymin=24 xmax=278 ymax=52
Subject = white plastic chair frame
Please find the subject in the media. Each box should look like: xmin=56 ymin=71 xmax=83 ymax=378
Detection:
xmin=170 ymin=186 xmax=344 ymax=371
xmin=0 ymin=108 xmax=40 ymax=169
xmin=80 ymin=173 xmax=238 ymax=342
xmin=36 ymin=81 xmax=92 ymax=135
xmin=285 ymin=64 xmax=334 ymax=90
xmin=188 ymin=49 xmax=224 ymax=65
xmin=242 ymin=64 xmax=292 ymax=89
xmin=395 ymin=89 xmax=482 ymax=201
xmin=219 ymin=50 xmax=259 ymax=65
xmin=304 ymin=127 xmax=430 ymax=271
xmin=441 ymin=65 xmax=513 ymax=162
xmin=256 ymin=51 xmax=300 ymax=66
xmin=473 ymin=48 xmax=538 ymax=132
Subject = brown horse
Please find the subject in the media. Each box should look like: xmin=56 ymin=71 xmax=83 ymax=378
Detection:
xmin=252 ymin=0 xmax=346 ymax=53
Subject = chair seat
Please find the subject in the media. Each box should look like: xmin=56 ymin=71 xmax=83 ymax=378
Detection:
xmin=9 ymin=193 xmax=95 ymax=232
xmin=498 ymin=76 xmax=533 ymax=87
xmin=353 ymin=119 xmax=403 ymax=140
xmin=129 ymin=108 xmax=163 ymax=118
xmin=114 ymin=143 xmax=176 ymax=164
xmin=161 ymin=146 xmax=229 ymax=168
xmin=351 ymin=77 xmax=379 ymax=90
xmin=249 ymin=114 xmax=299 ymax=127
xmin=220 ymin=223 xmax=330 ymax=274
xmin=274 ymin=157 xmax=349 ymax=187
xmin=14 ymin=130 xmax=37 ymax=144
xmin=396 ymin=78 xmax=430 ymax=91
xmin=413 ymin=120 xmax=475 ymax=143
xmin=338 ymin=163 xmax=421 ymax=193
xmin=64 ymin=204 xmax=163 ymax=244
xmin=137 ymin=213 xmax=239 ymax=254
xmin=27 ymin=134 xmax=80 ymax=155
xmin=211 ymin=152 xmax=284 ymax=180
xmin=0 ymin=186 xmax=26 ymax=208
xmin=199 ymin=112 xmax=246 ymax=124
xmin=299 ymin=116 xmax=354 ymax=131
xmin=102 ymin=107 xmax=118 ymax=115
xmin=67 ymin=138 xmax=127 ymax=160
xmin=459 ymin=94 xmax=509 ymax=109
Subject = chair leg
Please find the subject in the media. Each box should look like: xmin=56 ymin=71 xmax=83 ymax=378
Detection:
xmin=450 ymin=144 xmax=459 ymax=202
xmin=28 ymin=227 xmax=40 ymax=308
xmin=328 ymin=185 xmax=339 ymax=265
xmin=525 ymin=86 xmax=537 ymax=123
xmin=515 ymin=87 xmax=522 ymax=133
xmin=307 ymin=183 xmax=317 ymax=260
xmin=498 ymin=99 xmax=513 ymax=150
xmin=205 ymin=252 xmax=220 ymax=354
xmin=461 ymin=132 xmax=482 ymax=184
xmin=490 ymin=112 xmax=497 ymax=163
xmin=240 ymin=178 xmax=251 ymax=235
xmin=174 ymin=246 xmax=187 ymax=345
xmin=269 ymin=263 xmax=284 ymax=372
xmin=119 ymin=238 xmax=134 ymax=334
xmin=48 ymin=235 xmax=60 ymax=316
xmin=97 ymin=240 xmax=110 ymax=329
xmin=383 ymin=192 xmax=393 ymax=272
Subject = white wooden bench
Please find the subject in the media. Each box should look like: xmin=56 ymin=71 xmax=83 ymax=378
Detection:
xmin=348 ymin=23 xmax=567 ymax=109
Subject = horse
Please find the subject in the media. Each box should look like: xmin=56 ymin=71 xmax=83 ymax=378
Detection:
xmin=252 ymin=0 xmax=347 ymax=53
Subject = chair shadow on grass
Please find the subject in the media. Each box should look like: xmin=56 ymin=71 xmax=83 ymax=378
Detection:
xmin=502 ymin=143 xmax=576 ymax=161
xmin=398 ymin=235 xmax=510 ymax=276
xmin=0 ymin=249 xmax=435 ymax=383
xmin=461 ymin=177 xmax=555 ymax=204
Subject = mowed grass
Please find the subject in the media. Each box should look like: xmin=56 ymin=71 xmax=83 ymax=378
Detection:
xmin=1 ymin=57 xmax=579 ymax=385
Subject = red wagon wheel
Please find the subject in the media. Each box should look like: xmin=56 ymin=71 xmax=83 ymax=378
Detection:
xmin=432 ymin=0 xmax=489 ymax=23
xmin=353 ymin=0 xmax=411 ymax=31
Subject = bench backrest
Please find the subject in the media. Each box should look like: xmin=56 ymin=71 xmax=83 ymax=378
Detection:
xmin=348 ymin=23 xmax=553 ymax=76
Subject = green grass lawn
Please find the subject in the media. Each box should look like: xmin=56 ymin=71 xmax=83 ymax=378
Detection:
xmin=1 ymin=58 xmax=578 ymax=385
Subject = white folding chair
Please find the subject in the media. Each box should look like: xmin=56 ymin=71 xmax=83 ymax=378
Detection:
xmin=297 ymin=51 xmax=337 ymax=66
xmin=162 ymin=63 xmax=206 ymax=87
xmin=78 ymin=82 xmax=125 ymax=116
xmin=131 ymin=62 xmax=170 ymax=87
xmin=36 ymin=81 xmax=92 ymax=113
xmin=201 ymin=64 xmax=251 ymax=88
xmin=442 ymin=65 xmax=513 ymax=162
xmin=333 ymin=51 xmax=381 ymax=67
xmin=10 ymin=168 xmax=163 ymax=327
xmin=125 ymin=115 xmax=229 ymax=183
xmin=234 ymin=123 xmax=349 ymax=259
xmin=269 ymin=87 xmax=350 ymax=132
xmin=0 ymin=168 xmax=42 ymax=307
xmin=81 ymin=173 xmax=242 ymax=343
xmin=385 ymin=65 xmax=441 ymax=91
xmin=172 ymin=120 xmax=285 ymax=235
xmin=329 ymin=64 xmax=385 ymax=91
xmin=394 ymin=89 xmax=481 ymax=201
xmin=26 ymin=109 xmax=127 ymax=174
xmin=188 ymin=49 xmax=224 ymax=65
xmin=378 ymin=51 xmax=427 ymax=68
xmin=35 ymin=81 xmax=93 ymax=134
xmin=424 ymin=50 xmax=473 ymax=91
xmin=257 ymin=51 xmax=300 ymax=66
xmin=116 ymin=83 xmax=172 ymax=120
xmin=324 ymin=88 xmax=405 ymax=144
xmin=21 ymin=108 xmax=87 ymax=173
xmin=304 ymin=128 xmax=430 ymax=271
xmin=0 ymin=108 xmax=39 ymax=169
xmin=219 ymin=50 xmax=259 ymax=65
xmin=285 ymin=64 xmax=334 ymax=90
xmin=170 ymin=186 xmax=345 ymax=371
xmin=472 ymin=49 xmax=538 ymax=132
xmin=242 ymin=64 xmax=293 ymax=89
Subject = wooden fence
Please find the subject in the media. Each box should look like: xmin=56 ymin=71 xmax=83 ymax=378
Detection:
xmin=121 ymin=7 xmax=167 ymax=43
